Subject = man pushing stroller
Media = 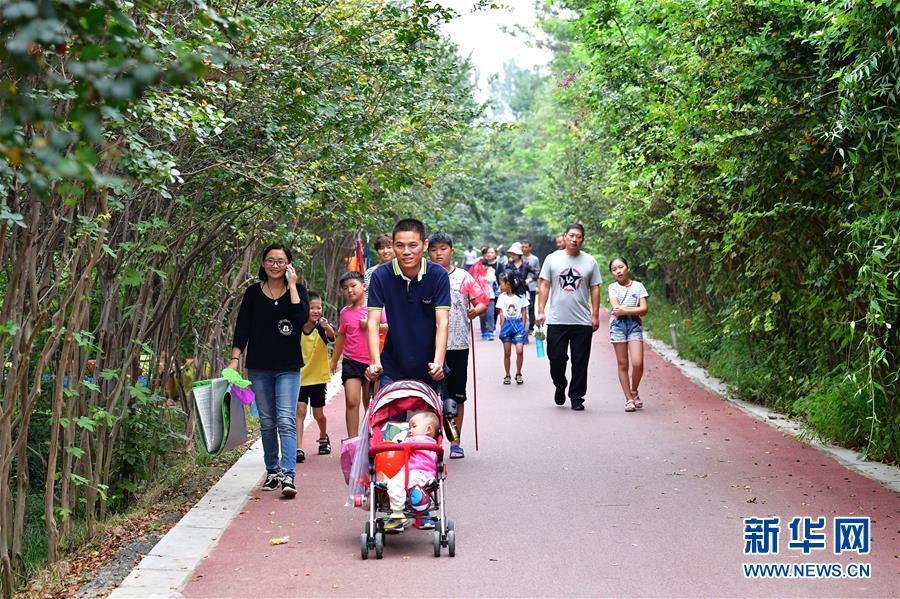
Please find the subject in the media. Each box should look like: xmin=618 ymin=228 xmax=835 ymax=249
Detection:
xmin=364 ymin=219 xmax=456 ymax=442
xmin=364 ymin=218 xmax=451 ymax=392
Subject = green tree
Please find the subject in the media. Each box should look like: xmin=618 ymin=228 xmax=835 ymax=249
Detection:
xmin=521 ymin=0 xmax=898 ymax=460
xmin=0 ymin=0 xmax=483 ymax=591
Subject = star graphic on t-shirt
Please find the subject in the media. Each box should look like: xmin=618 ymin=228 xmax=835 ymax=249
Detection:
xmin=559 ymin=268 xmax=582 ymax=291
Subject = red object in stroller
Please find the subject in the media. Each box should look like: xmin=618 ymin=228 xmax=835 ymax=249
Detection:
xmin=355 ymin=380 xmax=455 ymax=559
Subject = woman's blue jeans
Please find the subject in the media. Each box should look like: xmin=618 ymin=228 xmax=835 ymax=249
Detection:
xmin=248 ymin=370 xmax=300 ymax=477
xmin=480 ymin=298 xmax=496 ymax=337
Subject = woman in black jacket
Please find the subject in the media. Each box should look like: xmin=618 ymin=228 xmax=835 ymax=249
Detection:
xmin=229 ymin=243 xmax=309 ymax=498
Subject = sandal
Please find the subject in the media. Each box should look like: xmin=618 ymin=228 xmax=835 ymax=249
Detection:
xmin=503 ymin=375 xmax=511 ymax=385
xmin=449 ymin=444 xmax=465 ymax=459
xmin=515 ymin=373 xmax=523 ymax=385
xmin=317 ymin=436 xmax=331 ymax=455
xmin=624 ymin=398 xmax=636 ymax=412
xmin=631 ymin=391 xmax=643 ymax=409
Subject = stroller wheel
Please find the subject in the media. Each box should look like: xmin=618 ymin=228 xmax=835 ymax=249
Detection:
xmin=374 ymin=532 xmax=384 ymax=559
xmin=447 ymin=529 xmax=456 ymax=557
xmin=360 ymin=533 xmax=369 ymax=560
xmin=433 ymin=530 xmax=441 ymax=557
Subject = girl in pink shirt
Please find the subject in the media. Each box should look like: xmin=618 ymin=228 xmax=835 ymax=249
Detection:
xmin=330 ymin=271 xmax=387 ymax=438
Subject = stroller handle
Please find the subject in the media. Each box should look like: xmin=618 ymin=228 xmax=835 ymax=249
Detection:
xmin=368 ymin=442 xmax=444 ymax=459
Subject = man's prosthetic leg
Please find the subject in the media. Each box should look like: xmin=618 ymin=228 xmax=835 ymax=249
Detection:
xmin=442 ymin=396 xmax=460 ymax=443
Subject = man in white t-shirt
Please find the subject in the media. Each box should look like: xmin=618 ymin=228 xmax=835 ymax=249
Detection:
xmin=535 ymin=223 xmax=601 ymax=411
xmin=463 ymin=245 xmax=479 ymax=268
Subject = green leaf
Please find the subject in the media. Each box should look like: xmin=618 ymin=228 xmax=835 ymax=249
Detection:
xmin=74 ymin=416 xmax=96 ymax=432
xmin=122 ymin=268 xmax=143 ymax=286
xmin=0 ymin=205 xmax=27 ymax=228
xmin=64 ymin=446 xmax=85 ymax=459
xmin=68 ymin=473 xmax=90 ymax=486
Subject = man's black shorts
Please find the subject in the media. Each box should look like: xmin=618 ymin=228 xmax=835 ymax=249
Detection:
xmin=444 ymin=349 xmax=469 ymax=403
xmin=341 ymin=358 xmax=368 ymax=383
xmin=298 ymin=383 xmax=327 ymax=408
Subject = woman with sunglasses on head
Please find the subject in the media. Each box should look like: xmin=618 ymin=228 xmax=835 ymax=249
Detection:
xmin=230 ymin=243 xmax=309 ymax=498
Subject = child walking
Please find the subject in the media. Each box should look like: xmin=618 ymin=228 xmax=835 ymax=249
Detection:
xmin=296 ymin=291 xmax=334 ymax=463
xmin=607 ymin=257 xmax=649 ymax=412
xmin=427 ymin=232 xmax=488 ymax=460
xmin=496 ymin=271 xmax=529 ymax=385
xmin=330 ymin=271 xmax=386 ymax=438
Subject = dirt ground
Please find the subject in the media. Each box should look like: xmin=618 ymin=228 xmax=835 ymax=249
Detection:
xmin=21 ymin=444 xmax=250 ymax=599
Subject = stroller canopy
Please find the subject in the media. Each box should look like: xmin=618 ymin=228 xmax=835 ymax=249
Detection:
xmin=368 ymin=380 xmax=442 ymax=431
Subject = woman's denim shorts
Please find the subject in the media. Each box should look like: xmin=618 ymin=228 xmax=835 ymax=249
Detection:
xmin=610 ymin=316 xmax=643 ymax=343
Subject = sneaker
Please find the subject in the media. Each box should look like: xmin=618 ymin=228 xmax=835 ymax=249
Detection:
xmin=295 ymin=448 xmax=306 ymax=463
xmin=554 ymin=388 xmax=566 ymax=406
xmin=571 ymin=399 xmax=585 ymax=411
xmin=415 ymin=511 xmax=436 ymax=530
xmin=261 ymin=471 xmax=282 ymax=491
xmin=384 ymin=513 xmax=408 ymax=534
xmin=281 ymin=475 xmax=297 ymax=498
xmin=317 ymin=436 xmax=331 ymax=455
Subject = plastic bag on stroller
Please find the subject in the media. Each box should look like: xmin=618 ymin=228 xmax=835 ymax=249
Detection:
xmin=345 ymin=405 xmax=373 ymax=507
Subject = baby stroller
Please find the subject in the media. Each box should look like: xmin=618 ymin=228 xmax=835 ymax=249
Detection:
xmin=349 ymin=380 xmax=455 ymax=559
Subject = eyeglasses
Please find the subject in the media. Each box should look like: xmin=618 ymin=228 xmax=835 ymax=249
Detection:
xmin=264 ymin=258 xmax=288 ymax=267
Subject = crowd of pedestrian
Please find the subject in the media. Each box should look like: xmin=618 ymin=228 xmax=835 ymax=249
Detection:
xmin=228 ymin=219 xmax=649 ymax=498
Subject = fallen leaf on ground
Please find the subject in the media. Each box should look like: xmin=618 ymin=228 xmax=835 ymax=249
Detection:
xmin=269 ymin=536 xmax=290 ymax=545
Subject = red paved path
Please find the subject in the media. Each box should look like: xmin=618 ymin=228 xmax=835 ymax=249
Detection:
xmin=185 ymin=317 xmax=898 ymax=597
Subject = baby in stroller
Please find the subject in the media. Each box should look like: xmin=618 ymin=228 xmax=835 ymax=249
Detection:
xmin=351 ymin=379 xmax=456 ymax=558
xmin=378 ymin=411 xmax=439 ymax=532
